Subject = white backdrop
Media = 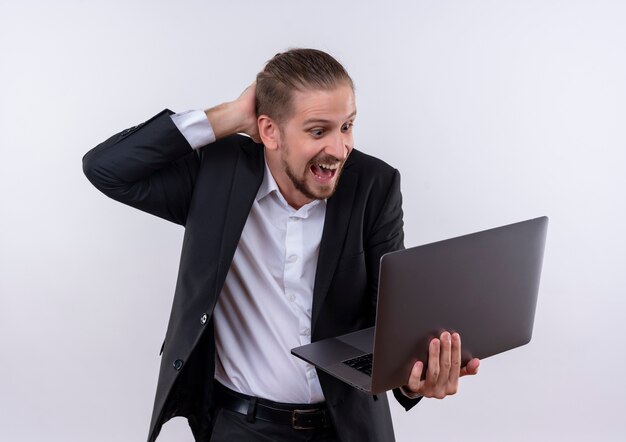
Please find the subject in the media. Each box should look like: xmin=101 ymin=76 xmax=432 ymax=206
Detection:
xmin=1 ymin=1 xmax=625 ymax=441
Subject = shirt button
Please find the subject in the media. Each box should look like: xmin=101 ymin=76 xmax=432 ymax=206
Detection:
xmin=302 ymin=328 xmax=311 ymax=337
xmin=200 ymin=313 xmax=207 ymax=325
xmin=287 ymin=254 xmax=298 ymax=263
xmin=173 ymin=359 xmax=184 ymax=371
xmin=287 ymin=293 xmax=296 ymax=302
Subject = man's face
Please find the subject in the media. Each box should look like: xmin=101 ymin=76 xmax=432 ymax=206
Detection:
xmin=267 ymin=83 xmax=356 ymax=208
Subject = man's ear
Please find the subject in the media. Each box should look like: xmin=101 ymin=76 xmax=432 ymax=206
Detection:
xmin=258 ymin=115 xmax=279 ymax=150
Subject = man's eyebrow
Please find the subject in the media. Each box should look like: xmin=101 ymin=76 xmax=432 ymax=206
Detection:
xmin=302 ymin=111 xmax=357 ymax=126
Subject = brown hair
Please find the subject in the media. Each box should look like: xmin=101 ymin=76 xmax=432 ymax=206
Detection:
xmin=256 ymin=48 xmax=354 ymax=123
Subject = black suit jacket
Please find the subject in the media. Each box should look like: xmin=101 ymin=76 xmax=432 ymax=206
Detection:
xmin=83 ymin=110 xmax=420 ymax=442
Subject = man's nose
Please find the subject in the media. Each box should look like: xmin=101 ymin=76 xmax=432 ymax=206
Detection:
xmin=325 ymin=132 xmax=350 ymax=160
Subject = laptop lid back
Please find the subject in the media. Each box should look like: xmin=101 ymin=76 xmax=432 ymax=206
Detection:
xmin=370 ymin=217 xmax=548 ymax=394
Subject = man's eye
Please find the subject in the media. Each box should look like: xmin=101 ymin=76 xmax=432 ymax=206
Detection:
xmin=342 ymin=122 xmax=354 ymax=132
xmin=311 ymin=128 xmax=324 ymax=137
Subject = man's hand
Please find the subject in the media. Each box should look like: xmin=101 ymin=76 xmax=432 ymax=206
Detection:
xmin=204 ymin=83 xmax=261 ymax=142
xmin=402 ymin=331 xmax=480 ymax=399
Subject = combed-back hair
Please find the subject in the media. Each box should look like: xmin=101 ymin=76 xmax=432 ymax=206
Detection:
xmin=256 ymin=48 xmax=354 ymax=123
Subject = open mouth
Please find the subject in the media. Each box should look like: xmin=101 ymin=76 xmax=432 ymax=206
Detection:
xmin=310 ymin=161 xmax=340 ymax=182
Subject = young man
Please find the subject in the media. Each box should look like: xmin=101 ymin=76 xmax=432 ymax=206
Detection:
xmin=83 ymin=49 xmax=479 ymax=442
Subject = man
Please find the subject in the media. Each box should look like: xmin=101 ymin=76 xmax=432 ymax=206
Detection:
xmin=83 ymin=49 xmax=479 ymax=442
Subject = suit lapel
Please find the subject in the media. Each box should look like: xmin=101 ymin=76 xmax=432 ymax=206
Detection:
xmin=214 ymin=147 xmax=265 ymax=292
xmin=311 ymin=168 xmax=358 ymax=332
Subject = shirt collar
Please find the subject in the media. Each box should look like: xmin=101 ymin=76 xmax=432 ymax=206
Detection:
xmin=256 ymin=160 xmax=279 ymax=202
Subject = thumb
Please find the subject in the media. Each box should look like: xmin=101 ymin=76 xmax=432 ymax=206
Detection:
xmin=406 ymin=361 xmax=424 ymax=393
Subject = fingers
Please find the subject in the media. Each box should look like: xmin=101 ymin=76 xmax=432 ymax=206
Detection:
xmin=231 ymin=85 xmax=261 ymax=142
xmin=239 ymin=82 xmax=257 ymax=98
xmin=406 ymin=361 xmax=424 ymax=393
xmin=426 ymin=337 xmax=440 ymax=383
xmin=447 ymin=333 xmax=462 ymax=394
xmin=418 ymin=331 xmax=478 ymax=399
xmin=460 ymin=358 xmax=480 ymax=377
xmin=424 ymin=334 xmax=450 ymax=399
xmin=435 ymin=332 xmax=452 ymax=392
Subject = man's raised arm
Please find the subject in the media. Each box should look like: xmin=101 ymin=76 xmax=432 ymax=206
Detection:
xmin=82 ymin=84 xmax=260 ymax=225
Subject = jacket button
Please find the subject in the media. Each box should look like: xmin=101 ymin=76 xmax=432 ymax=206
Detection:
xmin=173 ymin=359 xmax=184 ymax=370
xmin=200 ymin=313 xmax=207 ymax=325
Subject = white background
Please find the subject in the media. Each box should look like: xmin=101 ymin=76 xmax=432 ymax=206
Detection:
xmin=1 ymin=1 xmax=625 ymax=441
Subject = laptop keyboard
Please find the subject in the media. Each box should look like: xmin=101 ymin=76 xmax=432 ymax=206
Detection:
xmin=342 ymin=353 xmax=373 ymax=376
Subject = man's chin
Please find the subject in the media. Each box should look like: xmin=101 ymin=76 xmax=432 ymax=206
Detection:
xmin=306 ymin=180 xmax=339 ymax=201
xmin=292 ymin=180 xmax=336 ymax=202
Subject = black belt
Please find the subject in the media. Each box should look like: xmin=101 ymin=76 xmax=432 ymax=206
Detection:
xmin=214 ymin=382 xmax=331 ymax=430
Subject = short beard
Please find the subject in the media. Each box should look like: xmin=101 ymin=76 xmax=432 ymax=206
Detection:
xmin=281 ymin=153 xmax=344 ymax=201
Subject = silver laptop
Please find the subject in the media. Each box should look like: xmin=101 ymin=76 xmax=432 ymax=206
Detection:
xmin=291 ymin=216 xmax=548 ymax=394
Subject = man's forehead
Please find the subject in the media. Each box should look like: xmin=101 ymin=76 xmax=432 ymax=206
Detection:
xmin=290 ymin=85 xmax=356 ymax=122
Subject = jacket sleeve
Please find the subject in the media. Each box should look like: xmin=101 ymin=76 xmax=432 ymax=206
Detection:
xmin=82 ymin=109 xmax=200 ymax=226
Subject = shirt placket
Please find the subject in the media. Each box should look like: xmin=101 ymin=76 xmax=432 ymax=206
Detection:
xmin=283 ymin=213 xmax=305 ymax=318
xmin=284 ymin=210 xmax=319 ymax=388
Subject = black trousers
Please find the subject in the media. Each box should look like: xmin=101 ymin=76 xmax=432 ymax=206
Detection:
xmin=209 ymin=407 xmax=340 ymax=442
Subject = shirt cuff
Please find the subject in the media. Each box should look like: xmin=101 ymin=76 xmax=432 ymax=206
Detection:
xmin=399 ymin=385 xmax=423 ymax=400
xmin=170 ymin=110 xmax=216 ymax=150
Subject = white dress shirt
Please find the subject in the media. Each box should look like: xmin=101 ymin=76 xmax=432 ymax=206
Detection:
xmin=171 ymin=110 xmax=326 ymax=403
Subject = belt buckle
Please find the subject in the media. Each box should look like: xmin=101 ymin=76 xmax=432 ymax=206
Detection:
xmin=291 ymin=408 xmax=324 ymax=430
